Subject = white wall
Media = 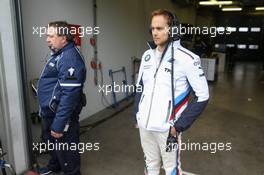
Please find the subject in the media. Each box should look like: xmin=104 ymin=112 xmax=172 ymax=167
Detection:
xmin=21 ymin=0 xmax=197 ymax=121
xmin=92 ymin=0 xmax=147 ymax=112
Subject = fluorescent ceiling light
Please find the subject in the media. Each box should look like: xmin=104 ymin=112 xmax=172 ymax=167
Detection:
xmin=215 ymin=44 xmax=220 ymax=48
xmin=226 ymin=27 xmax=236 ymax=32
xmin=199 ymin=1 xmax=233 ymax=6
xmin=226 ymin=44 xmax=235 ymax=47
xmin=249 ymin=45 xmax=258 ymax=49
xmin=251 ymin=27 xmax=261 ymax=32
xmin=239 ymin=27 xmax=248 ymax=32
xmin=237 ymin=44 xmax=246 ymax=49
xmin=222 ymin=7 xmax=242 ymax=11
xmin=255 ymin=7 xmax=264 ymax=10
xmin=217 ymin=27 xmax=225 ymax=32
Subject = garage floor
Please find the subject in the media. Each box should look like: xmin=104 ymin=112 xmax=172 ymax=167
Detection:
xmin=38 ymin=62 xmax=264 ymax=175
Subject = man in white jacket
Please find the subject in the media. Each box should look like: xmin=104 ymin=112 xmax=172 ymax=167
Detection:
xmin=134 ymin=9 xmax=209 ymax=175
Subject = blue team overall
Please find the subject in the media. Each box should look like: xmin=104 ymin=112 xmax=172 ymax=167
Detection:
xmin=38 ymin=42 xmax=86 ymax=175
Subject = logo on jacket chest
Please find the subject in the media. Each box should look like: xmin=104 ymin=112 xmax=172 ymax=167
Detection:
xmin=144 ymin=54 xmax=151 ymax=62
xmin=49 ymin=62 xmax=55 ymax=67
xmin=164 ymin=68 xmax=172 ymax=73
xmin=46 ymin=60 xmax=58 ymax=74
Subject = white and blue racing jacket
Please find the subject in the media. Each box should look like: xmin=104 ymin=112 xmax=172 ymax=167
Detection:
xmin=135 ymin=40 xmax=209 ymax=132
xmin=38 ymin=42 xmax=86 ymax=133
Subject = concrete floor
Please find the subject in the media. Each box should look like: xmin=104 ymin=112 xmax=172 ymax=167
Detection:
xmin=38 ymin=62 xmax=264 ymax=175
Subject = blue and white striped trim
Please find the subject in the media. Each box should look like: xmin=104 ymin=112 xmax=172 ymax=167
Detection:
xmin=60 ymin=83 xmax=82 ymax=87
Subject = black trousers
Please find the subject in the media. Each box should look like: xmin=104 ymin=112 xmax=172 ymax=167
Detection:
xmin=42 ymin=117 xmax=81 ymax=175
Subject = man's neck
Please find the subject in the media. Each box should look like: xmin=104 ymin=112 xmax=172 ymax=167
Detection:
xmin=157 ymin=41 xmax=169 ymax=52
xmin=157 ymin=45 xmax=165 ymax=52
xmin=54 ymin=42 xmax=69 ymax=53
xmin=60 ymin=42 xmax=68 ymax=50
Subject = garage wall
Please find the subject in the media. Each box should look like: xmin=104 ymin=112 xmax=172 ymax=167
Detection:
xmin=21 ymin=0 xmax=197 ymax=120
xmin=196 ymin=9 xmax=216 ymax=27
xmin=143 ymin=0 xmax=197 ymax=25
xmin=86 ymin=0 xmax=147 ymax=117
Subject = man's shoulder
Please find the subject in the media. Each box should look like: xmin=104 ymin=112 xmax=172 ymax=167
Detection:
xmin=176 ymin=46 xmax=200 ymax=66
xmin=177 ymin=46 xmax=199 ymax=60
xmin=58 ymin=47 xmax=85 ymax=68
xmin=63 ymin=46 xmax=79 ymax=57
xmin=62 ymin=47 xmax=84 ymax=61
xmin=143 ymin=49 xmax=152 ymax=56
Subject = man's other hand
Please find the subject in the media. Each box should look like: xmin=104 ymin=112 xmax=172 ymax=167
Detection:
xmin=170 ymin=127 xmax=177 ymax=137
xmin=51 ymin=130 xmax=63 ymax=138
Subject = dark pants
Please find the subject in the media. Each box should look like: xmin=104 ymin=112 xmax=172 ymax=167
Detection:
xmin=42 ymin=117 xmax=81 ymax=175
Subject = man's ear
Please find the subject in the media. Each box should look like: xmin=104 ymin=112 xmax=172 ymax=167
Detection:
xmin=62 ymin=36 xmax=67 ymax=44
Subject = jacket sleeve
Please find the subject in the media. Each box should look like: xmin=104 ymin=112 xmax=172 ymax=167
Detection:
xmin=134 ymin=78 xmax=143 ymax=116
xmin=133 ymin=54 xmax=145 ymax=116
xmin=174 ymin=56 xmax=209 ymax=132
xmin=51 ymin=54 xmax=86 ymax=133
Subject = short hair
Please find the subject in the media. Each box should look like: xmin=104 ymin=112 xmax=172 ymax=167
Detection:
xmin=48 ymin=21 xmax=74 ymax=42
xmin=151 ymin=9 xmax=174 ymax=26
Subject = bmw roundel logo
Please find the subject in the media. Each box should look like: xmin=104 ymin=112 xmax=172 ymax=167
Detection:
xmin=144 ymin=54 xmax=151 ymax=62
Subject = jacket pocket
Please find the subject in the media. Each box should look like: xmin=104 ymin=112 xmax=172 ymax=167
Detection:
xmin=49 ymin=99 xmax=58 ymax=112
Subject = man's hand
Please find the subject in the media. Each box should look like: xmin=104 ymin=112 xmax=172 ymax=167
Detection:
xmin=51 ymin=130 xmax=63 ymax=139
xmin=170 ymin=127 xmax=177 ymax=137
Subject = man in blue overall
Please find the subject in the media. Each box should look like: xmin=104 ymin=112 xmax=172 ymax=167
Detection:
xmin=37 ymin=21 xmax=86 ymax=175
